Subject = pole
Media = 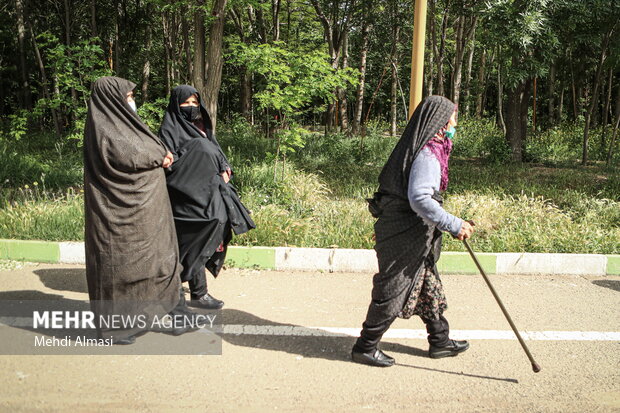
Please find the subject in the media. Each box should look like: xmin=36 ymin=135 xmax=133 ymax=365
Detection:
xmin=408 ymin=0 xmax=428 ymax=118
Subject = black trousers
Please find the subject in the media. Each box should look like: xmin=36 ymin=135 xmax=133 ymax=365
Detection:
xmin=354 ymin=309 xmax=451 ymax=352
xmin=189 ymin=270 xmax=208 ymax=300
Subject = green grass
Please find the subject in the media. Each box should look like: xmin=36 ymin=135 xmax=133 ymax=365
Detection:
xmin=0 ymin=120 xmax=618 ymax=254
xmin=0 ymin=188 xmax=83 ymax=241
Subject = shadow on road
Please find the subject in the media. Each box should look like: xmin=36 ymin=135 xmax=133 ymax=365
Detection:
xmin=397 ymin=362 xmax=518 ymax=383
xmin=0 ymin=290 xmax=94 ymax=338
xmin=33 ymin=268 xmax=88 ymax=294
xmin=218 ymin=309 xmax=517 ymax=383
xmin=219 ymin=308 xmax=428 ymax=361
xmin=592 ymin=279 xmax=620 ymax=292
xmin=0 ymin=291 xmax=519 ymax=382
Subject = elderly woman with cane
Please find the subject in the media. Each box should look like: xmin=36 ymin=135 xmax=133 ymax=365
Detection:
xmin=352 ymin=95 xmax=475 ymax=367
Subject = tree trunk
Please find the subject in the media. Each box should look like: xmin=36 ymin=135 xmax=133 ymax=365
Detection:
xmin=181 ymin=9 xmax=193 ymax=82
xmin=240 ymin=66 xmax=252 ymax=121
xmin=606 ymin=85 xmax=620 ymax=165
xmin=170 ymin=11 xmax=181 ymax=84
xmin=90 ymin=0 xmax=97 ymax=37
xmin=272 ymin=0 xmax=281 ymax=42
xmin=29 ymin=24 xmax=61 ymax=135
xmin=582 ymin=26 xmax=614 ymax=165
xmin=114 ymin=1 xmax=121 ymax=74
xmin=390 ymin=24 xmax=401 ymax=137
xmin=140 ymin=4 xmax=153 ymax=101
xmin=162 ymin=11 xmax=172 ymax=95
xmin=285 ymin=0 xmax=291 ymax=42
xmin=570 ymin=52 xmax=578 ymax=120
xmin=352 ymin=22 xmax=370 ymax=135
xmin=496 ymin=52 xmax=506 ymax=135
xmin=436 ymin=3 xmax=450 ymax=96
xmin=548 ymin=62 xmax=555 ymax=126
xmin=338 ymin=30 xmax=349 ymax=131
xmin=230 ymin=6 xmax=252 ymax=122
xmin=15 ymin=0 xmax=31 ymax=109
xmin=475 ymin=50 xmax=486 ymax=117
xmin=600 ymin=67 xmax=613 ymax=154
xmin=426 ymin=0 xmax=436 ymax=97
xmin=451 ymin=15 xmax=464 ymax=104
xmin=193 ymin=0 xmax=206 ymax=98
xmin=505 ymin=79 xmax=531 ymax=162
xmin=203 ymin=0 xmax=228 ymax=131
xmin=452 ymin=15 xmax=476 ymax=108
xmin=463 ymin=24 xmax=476 ymax=116
xmin=602 ymin=67 xmax=613 ymax=127
xmin=63 ymin=0 xmax=79 ymax=123
xmin=557 ymin=81 xmax=564 ymax=122
xmin=309 ymin=0 xmax=351 ymax=130
xmin=532 ymin=77 xmax=537 ymax=131
xmin=255 ymin=3 xmax=267 ymax=42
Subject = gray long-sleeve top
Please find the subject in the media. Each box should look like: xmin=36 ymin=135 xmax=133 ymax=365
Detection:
xmin=407 ymin=147 xmax=463 ymax=237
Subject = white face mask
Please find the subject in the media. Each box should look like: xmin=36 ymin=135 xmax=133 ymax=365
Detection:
xmin=128 ymin=100 xmax=137 ymax=112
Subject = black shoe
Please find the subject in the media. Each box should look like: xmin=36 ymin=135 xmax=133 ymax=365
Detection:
xmin=112 ymin=335 xmax=136 ymax=345
xmin=189 ymin=293 xmax=224 ymax=310
xmin=171 ymin=304 xmax=199 ymax=317
xmin=154 ymin=313 xmax=199 ymax=336
xmin=429 ymin=340 xmax=469 ymax=359
xmin=351 ymin=347 xmax=395 ymax=367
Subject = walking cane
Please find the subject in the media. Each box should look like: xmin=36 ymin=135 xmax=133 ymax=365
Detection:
xmin=463 ymin=239 xmax=541 ymax=373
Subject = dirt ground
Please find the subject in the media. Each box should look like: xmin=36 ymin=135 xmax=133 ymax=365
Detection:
xmin=0 ymin=263 xmax=618 ymax=412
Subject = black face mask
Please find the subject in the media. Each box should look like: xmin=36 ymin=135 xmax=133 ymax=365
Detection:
xmin=180 ymin=105 xmax=202 ymax=122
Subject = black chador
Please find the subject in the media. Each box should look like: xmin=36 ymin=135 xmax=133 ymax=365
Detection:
xmin=159 ymin=85 xmax=255 ymax=309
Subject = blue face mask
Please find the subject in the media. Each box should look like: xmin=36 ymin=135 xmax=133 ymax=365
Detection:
xmin=128 ymin=100 xmax=137 ymax=113
xmin=444 ymin=125 xmax=456 ymax=139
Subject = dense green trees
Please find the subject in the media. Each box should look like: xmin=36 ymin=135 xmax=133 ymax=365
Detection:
xmin=1 ymin=0 xmax=619 ymax=163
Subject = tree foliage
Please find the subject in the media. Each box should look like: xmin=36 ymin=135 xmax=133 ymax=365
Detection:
xmin=0 ymin=0 xmax=619 ymax=164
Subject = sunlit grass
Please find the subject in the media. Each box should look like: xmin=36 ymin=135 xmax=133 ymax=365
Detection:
xmin=0 ymin=120 xmax=617 ymax=254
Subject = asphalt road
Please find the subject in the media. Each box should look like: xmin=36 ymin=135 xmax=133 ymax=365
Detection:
xmin=0 ymin=262 xmax=618 ymax=412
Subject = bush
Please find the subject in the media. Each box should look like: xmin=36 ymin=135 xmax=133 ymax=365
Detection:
xmin=138 ymin=98 xmax=168 ymax=132
xmin=0 ymin=139 xmax=83 ymax=190
xmin=525 ymin=123 xmax=583 ymax=164
xmin=0 ymin=116 xmax=618 ymax=254
xmin=451 ymin=117 xmax=511 ymax=162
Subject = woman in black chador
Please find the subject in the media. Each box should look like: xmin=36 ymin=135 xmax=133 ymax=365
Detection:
xmin=84 ymin=76 xmax=193 ymax=344
xmin=159 ymin=85 xmax=255 ymax=310
xmin=352 ymin=96 xmax=475 ymax=367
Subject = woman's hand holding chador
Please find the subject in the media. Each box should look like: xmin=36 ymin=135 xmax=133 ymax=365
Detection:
xmin=162 ymin=151 xmax=174 ymax=168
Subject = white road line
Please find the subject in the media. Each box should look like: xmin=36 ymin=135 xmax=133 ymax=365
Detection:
xmin=219 ymin=325 xmax=620 ymax=341
xmin=3 ymin=318 xmax=618 ymax=341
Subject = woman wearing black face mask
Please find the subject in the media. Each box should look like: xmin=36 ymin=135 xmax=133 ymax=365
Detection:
xmin=159 ymin=85 xmax=255 ymax=310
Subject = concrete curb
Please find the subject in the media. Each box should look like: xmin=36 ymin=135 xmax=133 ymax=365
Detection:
xmin=0 ymin=239 xmax=618 ymax=276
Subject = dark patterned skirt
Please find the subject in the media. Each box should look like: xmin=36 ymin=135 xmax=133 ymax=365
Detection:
xmin=398 ymin=265 xmax=447 ymax=320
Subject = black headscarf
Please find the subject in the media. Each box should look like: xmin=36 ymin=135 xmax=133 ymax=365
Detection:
xmin=378 ymin=95 xmax=456 ymax=200
xmin=159 ymin=85 xmax=217 ymax=161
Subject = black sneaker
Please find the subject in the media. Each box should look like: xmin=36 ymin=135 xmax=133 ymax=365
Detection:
xmin=429 ymin=340 xmax=470 ymax=359
xmin=189 ymin=293 xmax=224 ymax=310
